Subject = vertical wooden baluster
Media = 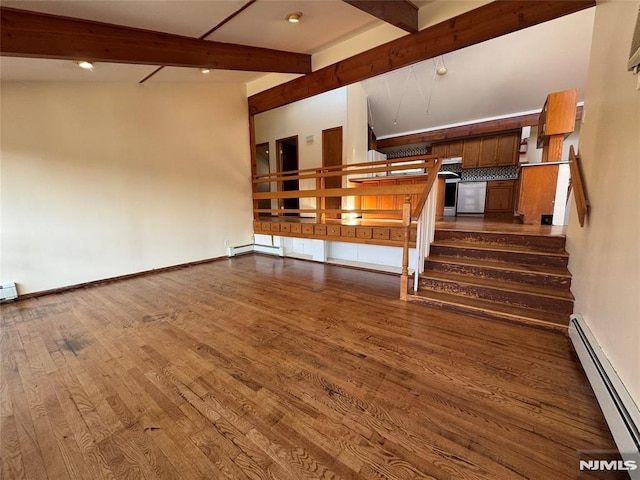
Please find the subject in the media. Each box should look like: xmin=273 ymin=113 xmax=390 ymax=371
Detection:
xmin=316 ymin=174 xmax=323 ymax=223
xmin=400 ymin=194 xmax=411 ymax=301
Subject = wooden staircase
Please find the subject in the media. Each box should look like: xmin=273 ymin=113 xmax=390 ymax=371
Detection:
xmin=411 ymin=228 xmax=574 ymax=331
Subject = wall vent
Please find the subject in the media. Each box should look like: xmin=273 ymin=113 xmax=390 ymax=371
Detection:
xmin=0 ymin=282 xmax=18 ymax=301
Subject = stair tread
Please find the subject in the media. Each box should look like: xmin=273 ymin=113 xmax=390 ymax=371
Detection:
xmin=420 ymin=270 xmax=574 ymax=300
xmin=410 ymin=290 xmax=569 ymax=327
xmin=436 ymin=227 xmax=566 ymax=239
xmin=432 ymin=239 xmax=568 ymax=256
xmin=426 ymin=255 xmax=572 ymax=277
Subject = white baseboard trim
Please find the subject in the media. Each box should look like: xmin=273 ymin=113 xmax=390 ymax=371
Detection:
xmin=227 ymin=244 xmax=284 ymax=257
xmin=569 ymin=314 xmax=640 ymax=479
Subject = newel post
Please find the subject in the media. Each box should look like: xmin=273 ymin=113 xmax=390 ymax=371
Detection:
xmin=400 ymin=194 xmax=411 ymax=301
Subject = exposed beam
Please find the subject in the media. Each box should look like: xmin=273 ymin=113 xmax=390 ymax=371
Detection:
xmin=0 ymin=7 xmax=311 ymax=74
xmin=376 ymin=107 xmax=584 ymax=148
xmin=248 ymin=0 xmax=595 ymax=115
xmin=342 ymin=0 xmax=418 ymax=33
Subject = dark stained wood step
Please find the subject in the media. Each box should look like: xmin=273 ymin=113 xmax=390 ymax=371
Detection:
xmin=419 ymin=271 xmax=574 ymax=314
xmin=435 ymin=229 xmax=566 ymax=252
xmin=424 ymin=255 xmax=572 ymax=290
xmin=408 ymin=289 xmax=570 ymax=331
xmin=430 ymin=240 xmax=569 ymax=268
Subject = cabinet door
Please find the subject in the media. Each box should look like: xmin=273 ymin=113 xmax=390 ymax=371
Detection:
xmin=447 ymin=139 xmax=463 ymax=157
xmin=361 ymin=181 xmax=379 ymax=217
xmin=495 ymin=133 xmax=519 ymax=166
xmin=431 ymin=143 xmax=448 ymax=158
xmin=485 ymin=180 xmax=515 ymax=213
xmin=462 ymin=137 xmax=481 ymax=168
xmin=479 ymin=136 xmax=499 ymax=167
xmin=379 ymin=179 xmax=397 ymax=212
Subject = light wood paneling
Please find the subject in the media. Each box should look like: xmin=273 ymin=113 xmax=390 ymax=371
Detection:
xmin=0 ymin=255 xmax=618 ymax=479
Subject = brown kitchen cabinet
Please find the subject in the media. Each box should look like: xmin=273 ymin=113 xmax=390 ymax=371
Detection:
xmin=485 ymin=179 xmax=516 ymax=216
xmin=431 ymin=139 xmax=463 ymax=158
xmin=351 ymin=176 xmax=428 ymax=219
xmin=462 ymin=132 xmax=520 ymax=168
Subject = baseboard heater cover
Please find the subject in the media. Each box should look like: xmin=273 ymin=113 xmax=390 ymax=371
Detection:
xmin=569 ymin=314 xmax=640 ymax=478
xmin=227 ymin=244 xmax=284 ymax=257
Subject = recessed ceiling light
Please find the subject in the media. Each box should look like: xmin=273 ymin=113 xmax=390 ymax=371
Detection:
xmin=200 ymin=68 xmax=211 ymax=74
xmin=285 ymin=12 xmax=302 ymax=23
xmin=75 ymin=60 xmax=94 ymax=70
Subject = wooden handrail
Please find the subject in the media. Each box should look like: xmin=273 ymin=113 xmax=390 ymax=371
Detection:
xmin=253 ymin=155 xmax=438 ymax=183
xmin=568 ymin=145 xmax=589 ymax=227
xmin=411 ymin=157 xmax=442 ymax=219
xmin=254 ymin=184 xmax=425 ymax=200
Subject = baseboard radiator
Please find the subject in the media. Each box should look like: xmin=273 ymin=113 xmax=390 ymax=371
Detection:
xmin=569 ymin=314 xmax=640 ymax=478
xmin=227 ymin=243 xmax=284 ymax=257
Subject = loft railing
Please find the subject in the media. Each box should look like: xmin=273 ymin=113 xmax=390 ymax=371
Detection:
xmin=252 ymin=154 xmax=443 ymax=299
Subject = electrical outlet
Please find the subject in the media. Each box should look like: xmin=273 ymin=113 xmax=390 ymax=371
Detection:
xmin=224 ymin=239 xmax=230 ymax=247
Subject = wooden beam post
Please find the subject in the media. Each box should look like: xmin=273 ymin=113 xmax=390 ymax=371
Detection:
xmin=342 ymin=0 xmax=418 ymax=33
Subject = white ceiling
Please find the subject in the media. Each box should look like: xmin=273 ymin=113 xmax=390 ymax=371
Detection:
xmin=364 ymin=8 xmax=595 ymax=138
xmin=0 ymin=1 xmax=595 ymax=136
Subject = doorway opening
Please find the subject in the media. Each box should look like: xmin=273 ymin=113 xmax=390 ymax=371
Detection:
xmin=276 ymin=136 xmax=299 ymax=215
xmin=255 ymin=143 xmax=271 ymax=213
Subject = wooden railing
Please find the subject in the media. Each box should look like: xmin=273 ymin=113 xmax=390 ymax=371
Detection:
xmin=252 ymin=155 xmax=443 ymax=299
xmin=568 ymin=145 xmax=589 ymax=227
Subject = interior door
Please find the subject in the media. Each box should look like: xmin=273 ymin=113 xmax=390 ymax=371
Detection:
xmin=322 ymin=127 xmax=343 ymax=219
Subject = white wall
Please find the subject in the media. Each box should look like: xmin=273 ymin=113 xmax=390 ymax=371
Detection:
xmin=0 ymin=82 xmax=254 ymax=295
xmin=566 ymin=0 xmax=640 ymax=404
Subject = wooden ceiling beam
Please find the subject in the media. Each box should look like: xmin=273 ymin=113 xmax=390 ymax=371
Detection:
xmin=248 ymin=0 xmax=595 ymax=115
xmin=376 ymin=107 xmax=584 ymax=148
xmin=342 ymin=0 xmax=418 ymax=33
xmin=0 ymin=7 xmax=311 ymax=74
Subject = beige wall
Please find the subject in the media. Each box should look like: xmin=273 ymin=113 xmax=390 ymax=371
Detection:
xmin=567 ymin=0 xmax=640 ymax=403
xmin=1 ymin=82 xmax=254 ymax=295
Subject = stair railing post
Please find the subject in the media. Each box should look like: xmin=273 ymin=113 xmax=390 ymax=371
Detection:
xmin=400 ymin=194 xmax=411 ymax=301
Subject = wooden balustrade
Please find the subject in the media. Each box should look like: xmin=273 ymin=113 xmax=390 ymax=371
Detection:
xmin=251 ymin=155 xmax=443 ymax=299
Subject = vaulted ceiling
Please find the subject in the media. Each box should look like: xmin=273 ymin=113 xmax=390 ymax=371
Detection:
xmin=1 ymin=1 xmax=595 ymax=139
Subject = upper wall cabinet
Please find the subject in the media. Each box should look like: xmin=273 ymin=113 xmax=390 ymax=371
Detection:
xmin=460 ymin=132 xmax=520 ymax=168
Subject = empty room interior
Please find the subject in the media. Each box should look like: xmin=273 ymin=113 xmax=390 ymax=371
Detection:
xmin=1 ymin=1 xmax=639 ymax=479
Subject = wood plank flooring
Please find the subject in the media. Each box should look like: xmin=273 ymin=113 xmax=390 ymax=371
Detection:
xmin=0 ymin=255 xmax=618 ymax=479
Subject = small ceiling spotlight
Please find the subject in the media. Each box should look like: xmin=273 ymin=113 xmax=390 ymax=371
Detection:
xmin=75 ymin=60 xmax=94 ymax=70
xmin=285 ymin=12 xmax=302 ymax=23
xmin=200 ymin=68 xmax=211 ymax=74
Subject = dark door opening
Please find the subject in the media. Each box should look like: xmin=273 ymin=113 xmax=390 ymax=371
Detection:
xmin=276 ymin=136 xmax=299 ymax=215
xmin=255 ymin=143 xmax=271 ymax=213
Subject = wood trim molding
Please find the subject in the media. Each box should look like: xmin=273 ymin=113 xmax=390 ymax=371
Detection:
xmin=248 ymin=1 xmax=595 ymax=114
xmin=0 ymin=6 xmax=311 ymax=73
xmin=342 ymin=0 xmax=418 ymax=33
xmin=376 ymin=106 xmax=584 ymax=148
xmin=15 ymin=255 xmax=229 ymax=301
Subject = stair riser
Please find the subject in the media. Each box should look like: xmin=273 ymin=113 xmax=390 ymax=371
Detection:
xmin=429 ymin=245 xmax=568 ymax=268
xmin=419 ymin=278 xmax=574 ymax=314
xmin=408 ymin=295 xmax=569 ymax=330
xmin=435 ymin=230 xmax=566 ymax=252
xmin=424 ymin=261 xmax=572 ymax=290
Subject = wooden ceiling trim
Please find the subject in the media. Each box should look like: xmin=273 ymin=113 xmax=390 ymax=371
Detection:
xmin=376 ymin=106 xmax=584 ymax=148
xmin=342 ymin=0 xmax=418 ymax=33
xmin=0 ymin=6 xmax=311 ymax=74
xmin=248 ymin=0 xmax=595 ymax=115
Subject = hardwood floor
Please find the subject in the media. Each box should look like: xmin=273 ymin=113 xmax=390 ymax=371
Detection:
xmin=0 ymin=255 xmax=618 ymax=479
